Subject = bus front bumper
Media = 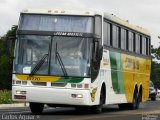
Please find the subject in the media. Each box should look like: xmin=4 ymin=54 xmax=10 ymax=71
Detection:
xmin=12 ymin=86 xmax=93 ymax=106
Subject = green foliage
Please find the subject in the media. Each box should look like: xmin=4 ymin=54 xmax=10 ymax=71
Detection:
xmin=0 ymin=25 xmax=17 ymax=90
xmin=151 ymin=47 xmax=160 ymax=89
xmin=0 ymin=90 xmax=12 ymax=104
xmin=0 ymin=55 xmax=11 ymax=89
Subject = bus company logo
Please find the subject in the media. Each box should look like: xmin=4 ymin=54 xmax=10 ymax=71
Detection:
xmin=125 ymin=58 xmax=139 ymax=70
xmin=91 ymin=88 xmax=97 ymax=102
xmin=53 ymin=32 xmax=83 ymax=37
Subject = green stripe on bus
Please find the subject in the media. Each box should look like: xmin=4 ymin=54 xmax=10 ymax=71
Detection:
xmin=116 ymin=53 xmax=125 ymax=93
xmin=110 ymin=52 xmax=125 ymax=94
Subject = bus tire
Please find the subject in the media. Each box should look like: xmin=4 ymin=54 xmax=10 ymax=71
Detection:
xmin=118 ymin=90 xmax=140 ymax=110
xmin=129 ymin=89 xmax=140 ymax=110
xmin=30 ymin=102 xmax=44 ymax=115
xmin=118 ymin=103 xmax=128 ymax=110
xmin=92 ymin=86 xmax=105 ymax=114
xmin=151 ymin=97 xmax=156 ymax=101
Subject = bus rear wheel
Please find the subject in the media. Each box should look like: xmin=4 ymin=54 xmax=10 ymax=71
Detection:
xmin=118 ymin=90 xmax=140 ymax=110
xmin=30 ymin=102 xmax=44 ymax=115
xmin=130 ymin=90 xmax=140 ymax=110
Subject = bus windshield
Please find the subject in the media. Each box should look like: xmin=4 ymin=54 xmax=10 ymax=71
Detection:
xmin=19 ymin=14 xmax=93 ymax=33
xmin=13 ymin=35 xmax=92 ymax=77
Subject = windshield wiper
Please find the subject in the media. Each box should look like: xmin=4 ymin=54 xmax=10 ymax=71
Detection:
xmin=55 ymin=43 xmax=68 ymax=77
xmin=29 ymin=54 xmax=48 ymax=76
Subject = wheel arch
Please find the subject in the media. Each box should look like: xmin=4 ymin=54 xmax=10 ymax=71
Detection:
xmin=101 ymin=82 xmax=106 ymax=104
xmin=133 ymin=83 xmax=138 ymax=97
xmin=139 ymin=84 xmax=143 ymax=102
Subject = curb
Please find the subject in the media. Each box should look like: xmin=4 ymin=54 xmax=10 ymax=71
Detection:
xmin=0 ymin=103 xmax=29 ymax=108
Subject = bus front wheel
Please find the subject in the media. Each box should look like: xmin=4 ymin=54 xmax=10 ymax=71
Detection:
xmin=30 ymin=102 xmax=44 ymax=115
xmin=92 ymin=86 xmax=105 ymax=114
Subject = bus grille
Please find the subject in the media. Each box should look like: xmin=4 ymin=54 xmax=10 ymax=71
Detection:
xmin=51 ymin=83 xmax=67 ymax=87
xmin=31 ymin=82 xmax=47 ymax=86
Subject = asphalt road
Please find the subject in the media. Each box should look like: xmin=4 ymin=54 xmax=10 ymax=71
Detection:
xmin=0 ymin=100 xmax=160 ymax=120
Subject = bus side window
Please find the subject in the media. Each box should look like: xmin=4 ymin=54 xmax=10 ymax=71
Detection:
xmin=147 ymin=37 xmax=151 ymax=56
xmin=103 ymin=21 xmax=111 ymax=46
xmin=149 ymin=38 xmax=151 ymax=55
xmin=126 ymin=30 xmax=129 ymax=51
xmin=133 ymin=33 xmax=136 ymax=52
xmin=118 ymin=27 xmax=121 ymax=49
xmin=112 ymin=25 xmax=119 ymax=48
xmin=136 ymin=34 xmax=140 ymax=54
xmin=121 ymin=28 xmax=126 ymax=50
xmin=140 ymin=35 xmax=142 ymax=54
xmin=129 ymin=31 xmax=134 ymax=52
xmin=95 ymin=15 xmax=102 ymax=45
xmin=142 ymin=36 xmax=146 ymax=55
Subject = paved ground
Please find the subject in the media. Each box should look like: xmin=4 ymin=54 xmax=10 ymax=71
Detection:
xmin=0 ymin=100 xmax=160 ymax=120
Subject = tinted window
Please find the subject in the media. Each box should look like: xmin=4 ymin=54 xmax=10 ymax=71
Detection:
xmin=129 ymin=31 xmax=134 ymax=52
xmin=136 ymin=34 xmax=140 ymax=54
xmin=133 ymin=33 xmax=136 ymax=52
xmin=118 ymin=27 xmax=121 ymax=48
xmin=20 ymin=14 xmax=94 ymax=33
xmin=126 ymin=30 xmax=129 ymax=50
xmin=148 ymin=38 xmax=151 ymax=55
xmin=95 ymin=16 xmax=102 ymax=37
xmin=140 ymin=35 xmax=142 ymax=54
xmin=112 ymin=25 xmax=119 ymax=48
xmin=146 ymin=38 xmax=150 ymax=55
xmin=103 ymin=21 xmax=111 ymax=46
xmin=142 ymin=37 xmax=146 ymax=55
xmin=121 ymin=28 xmax=126 ymax=50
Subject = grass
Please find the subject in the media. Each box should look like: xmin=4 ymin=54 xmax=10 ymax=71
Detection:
xmin=0 ymin=90 xmax=12 ymax=104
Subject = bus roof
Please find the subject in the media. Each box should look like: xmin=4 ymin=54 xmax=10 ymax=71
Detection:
xmin=21 ymin=9 xmax=150 ymax=36
xmin=103 ymin=13 xmax=150 ymax=36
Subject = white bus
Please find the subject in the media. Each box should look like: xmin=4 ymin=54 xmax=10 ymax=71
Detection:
xmin=12 ymin=9 xmax=151 ymax=114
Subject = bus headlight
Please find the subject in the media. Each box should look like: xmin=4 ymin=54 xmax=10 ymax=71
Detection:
xmin=77 ymin=94 xmax=83 ymax=98
xmin=16 ymin=90 xmax=26 ymax=95
xmin=71 ymin=94 xmax=83 ymax=98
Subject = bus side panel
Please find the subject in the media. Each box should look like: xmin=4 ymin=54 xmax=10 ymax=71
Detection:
xmin=109 ymin=51 xmax=125 ymax=94
xmin=121 ymin=54 xmax=135 ymax=103
xmin=122 ymin=54 xmax=151 ymax=103
xmin=135 ymin=57 xmax=151 ymax=102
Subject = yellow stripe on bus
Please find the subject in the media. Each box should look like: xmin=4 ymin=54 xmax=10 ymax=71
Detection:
xmin=16 ymin=74 xmax=61 ymax=82
xmin=121 ymin=54 xmax=151 ymax=102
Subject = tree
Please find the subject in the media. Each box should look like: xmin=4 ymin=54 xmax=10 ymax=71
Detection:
xmin=0 ymin=25 xmax=17 ymax=90
xmin=151 ymin=46 xmax=160 ymax=89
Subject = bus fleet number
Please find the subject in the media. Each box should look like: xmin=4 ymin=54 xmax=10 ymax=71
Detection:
xmin=27 ymin=77 xmax=40 ymax=81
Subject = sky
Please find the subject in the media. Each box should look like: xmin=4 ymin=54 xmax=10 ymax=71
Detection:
xmin=0 ymin=0 xmax=160 ymax=47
